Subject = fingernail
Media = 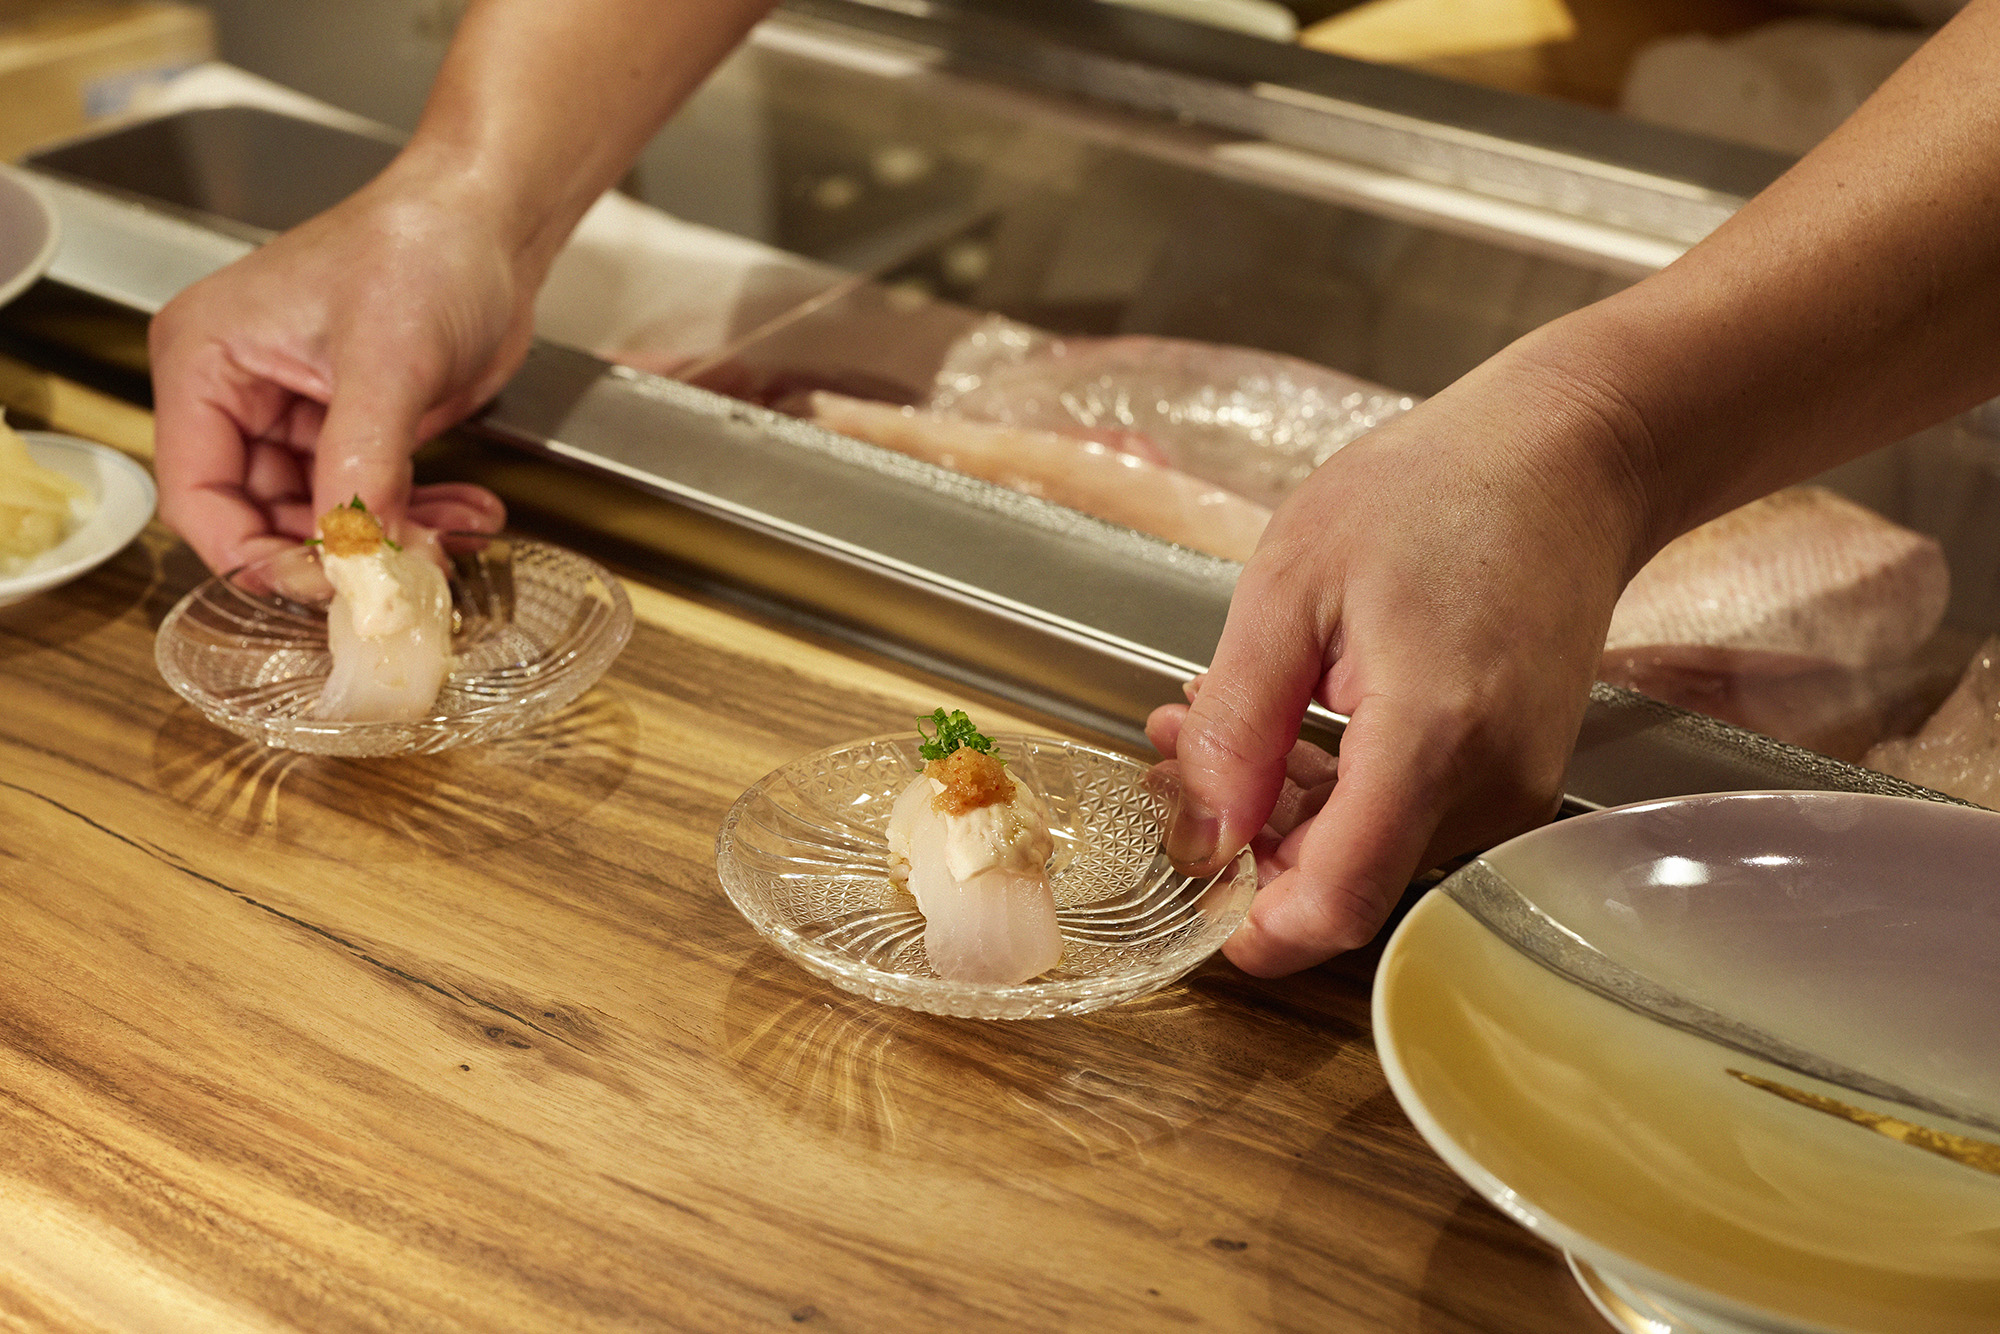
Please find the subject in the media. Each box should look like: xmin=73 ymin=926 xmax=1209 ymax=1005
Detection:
xmin=1165 ymin=795 xmax=1222 ymax=872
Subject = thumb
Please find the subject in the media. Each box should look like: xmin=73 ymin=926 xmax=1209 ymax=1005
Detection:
xmin=1166 ymin=558 xmax=1332 ymax=876
xmin=309 ymin=339 xmax=444 ymax=538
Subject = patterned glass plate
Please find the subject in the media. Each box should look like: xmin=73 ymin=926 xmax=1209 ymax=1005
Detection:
xmin=715 ymin=733 xmax=1256 ymax=1019
xmin=155 ymin=534 xmax=632 ymax=757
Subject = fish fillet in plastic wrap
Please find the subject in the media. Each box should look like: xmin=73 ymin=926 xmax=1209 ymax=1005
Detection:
xmin=928 ymin=317 xmax=1415 ymax=508
xmin=808 ymin=391 xmax=1272 ymax=562
xmin=1600 ymin=486 xmax=1954 ymax=758
xmin=1867 ymin=637 xmax=2000 ymax=809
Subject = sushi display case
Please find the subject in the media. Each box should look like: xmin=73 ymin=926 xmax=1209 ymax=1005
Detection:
xmin=15 ymin=0 xmax=1999 ymax=818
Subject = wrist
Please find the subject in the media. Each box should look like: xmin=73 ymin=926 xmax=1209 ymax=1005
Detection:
xmin=1457 ymin=312 xmax=1671 ymax=588
xmin=362 ymin=140 xmax=574 ymax=291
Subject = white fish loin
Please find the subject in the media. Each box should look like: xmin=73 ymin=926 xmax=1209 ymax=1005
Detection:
xmin=810 ymin=391 xmax=1272 ymax=563
xmin=1604 ymin=487 xmax=1950 ymax=675
xmin=886 ymin=776 xmax=1063 ymax=985
xmin=314 ymin=549 xmax=453 ymax=722
xmin=928 ymin=318 xmax=1415 ymax=509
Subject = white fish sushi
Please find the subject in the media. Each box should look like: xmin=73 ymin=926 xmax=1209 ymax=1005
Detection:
xmin=886 ymin=713 xmax=1063 ymax=984
xmin=311 ymin=500 xmax=453 ymax=722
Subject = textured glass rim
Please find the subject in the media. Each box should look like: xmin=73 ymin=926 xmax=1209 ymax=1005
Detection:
xmin=153 ymin=534 xmax=633 ymax=754
xmin=715 ymin=732 xmax=1256 ymax=1017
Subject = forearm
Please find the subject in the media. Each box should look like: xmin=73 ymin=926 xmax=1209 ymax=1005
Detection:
xmin=1510 ymin=0 xmax=2000 ymax=568
xmin=384 ymin=0 xmax=777 ymax=281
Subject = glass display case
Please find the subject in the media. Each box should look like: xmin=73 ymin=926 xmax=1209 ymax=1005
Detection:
xmin=17 ymin=0 xmax=1994 ymax=815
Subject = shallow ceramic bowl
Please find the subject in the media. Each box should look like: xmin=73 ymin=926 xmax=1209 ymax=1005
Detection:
xmin=155 ymin=534 xmax=632 ymax=757
xmin=0 ymin=167 xmax=58 ymax=310
xmin=0 ymin=433 xmax=155 ymax=607
xmin=1375 ymin=791 xmax=2000 ymax=1334
xmin=715 ymin=733 xmax=1256 ymax=1020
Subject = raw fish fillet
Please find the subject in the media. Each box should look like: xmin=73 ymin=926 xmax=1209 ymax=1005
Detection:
xmin=1867 ymin=636 xmax=2000 ymax=810
xmin=810 ymin=391 xmax=1272 ymax=562
xmin=1603 ymin=487 xmax=1950 ymax=676
xmin=1603 ymin=639 xmax=1969 ymax=762
xmin=887 ymin=774 xmax=1063 ymax=984
xmin=929 ymin=317 xmax=1414 ymax=508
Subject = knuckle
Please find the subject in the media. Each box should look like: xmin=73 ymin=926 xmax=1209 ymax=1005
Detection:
xmin=1180 ymin=689 xmax=1290 ymax=774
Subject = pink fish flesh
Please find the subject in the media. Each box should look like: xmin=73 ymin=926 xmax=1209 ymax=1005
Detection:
xmin=1603 ymin=487 xmax=1949 ymax=677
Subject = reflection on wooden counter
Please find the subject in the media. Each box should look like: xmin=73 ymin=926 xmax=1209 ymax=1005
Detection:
xmin=0 ymin=520 xmax=1601 ymax=1331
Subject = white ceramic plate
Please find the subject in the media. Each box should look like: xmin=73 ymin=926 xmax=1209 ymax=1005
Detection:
xmin=1374 ymin=793 xmax=2000 ymax=1334
xmin=0 ymin=433 xmax=155 ymax=607
xmin=0 ymin=167 xmax=59 ymax=309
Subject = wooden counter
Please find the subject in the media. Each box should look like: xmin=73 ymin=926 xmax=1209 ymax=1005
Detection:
xmin=0 ymin=420 xmax=1607 ymax=1330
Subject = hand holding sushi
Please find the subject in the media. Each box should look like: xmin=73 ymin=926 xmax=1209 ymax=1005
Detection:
xmin=149 ymin=0 xmax=777 ymax=576
xmin=1158 ymin=0 xmax=2000 ymax=976
xmin=149 ymin=158 xmax=516 ymax=575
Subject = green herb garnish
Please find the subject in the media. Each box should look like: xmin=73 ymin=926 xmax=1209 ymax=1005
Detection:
xmin=917 ymin=708 xmax=999 ymax=762
xmin=340 ymin=495 xmax=400 ymax=549
xmin=302 ymin=537 xmax=322 ymax=547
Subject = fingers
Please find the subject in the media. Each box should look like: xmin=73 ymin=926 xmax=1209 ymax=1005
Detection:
xmin=1144 ymin=702 xmax=1187 ymax=758
xmin=151 ymin=335 xmax=306 ymax=573
xmin=310 ymin=330 xmax=451 ymax=538
xmin=1223 ymin=696 xmax=1446 ymax=977
xmin=1164 ymin=558 xmax=1331 ymax=877
xmin=407 ymin=482 xmax=506 ymax=535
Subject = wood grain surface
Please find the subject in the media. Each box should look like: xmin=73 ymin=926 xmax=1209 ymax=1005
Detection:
xmin=0 ymin=445 xmax=1608 ymax=1330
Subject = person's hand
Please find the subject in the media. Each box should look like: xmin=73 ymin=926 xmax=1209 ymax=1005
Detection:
xmin=150 ymin=161 xmax=523 ymax=573
xmin=1151 ymin=351 xmax=1656 ymax=976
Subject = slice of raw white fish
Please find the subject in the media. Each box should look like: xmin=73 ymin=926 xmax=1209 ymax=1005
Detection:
xmin=1603 ymin=486 xmax=1950 ymax=677
xmin=314 ymin=538 xmax=454 ymax=723
xmin=810 ymin=391 xmax=1272 ymax=562
xmin=928 ymin=317 xmax=1415 ymax=509
xmin=886 ymin=775 xmax=1063 ymax=985
xmin=1866 ymin=635 xmax=2000 ymax=809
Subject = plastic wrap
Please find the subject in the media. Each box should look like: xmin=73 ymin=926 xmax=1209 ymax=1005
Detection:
xmin=929 ymin=317 xmax=1416 ymax=510
xmin=1867 ymin=636 xmax=2000 ymax=807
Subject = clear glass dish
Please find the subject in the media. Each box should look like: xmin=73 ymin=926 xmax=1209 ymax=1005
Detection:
xmin=154 ymin=534 xmax=633 ymax=757
xmin=715 ymin=733 xmax=1256 ymax=1020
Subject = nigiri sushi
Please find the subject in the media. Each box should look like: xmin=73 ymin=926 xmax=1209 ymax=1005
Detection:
xmin=886 ymin=710 xmax=1063 ymax=984
xmin=311 ymin=499 xmax=453 ymax=722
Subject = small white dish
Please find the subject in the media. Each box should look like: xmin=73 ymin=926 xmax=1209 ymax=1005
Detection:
xmin=1374 ymin=792 xmax=2000 ymax=1334
xmin=0 ymin=166 xmax=59 ymax=310
xmin=0 ymin=432 xmax=155 ymax=607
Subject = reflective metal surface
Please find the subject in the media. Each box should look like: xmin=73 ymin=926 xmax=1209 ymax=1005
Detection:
xmin=775 ymin=0 xmax=1795 ymax=244
xmin=13 ymin=24 xmax=1971 ymax=810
